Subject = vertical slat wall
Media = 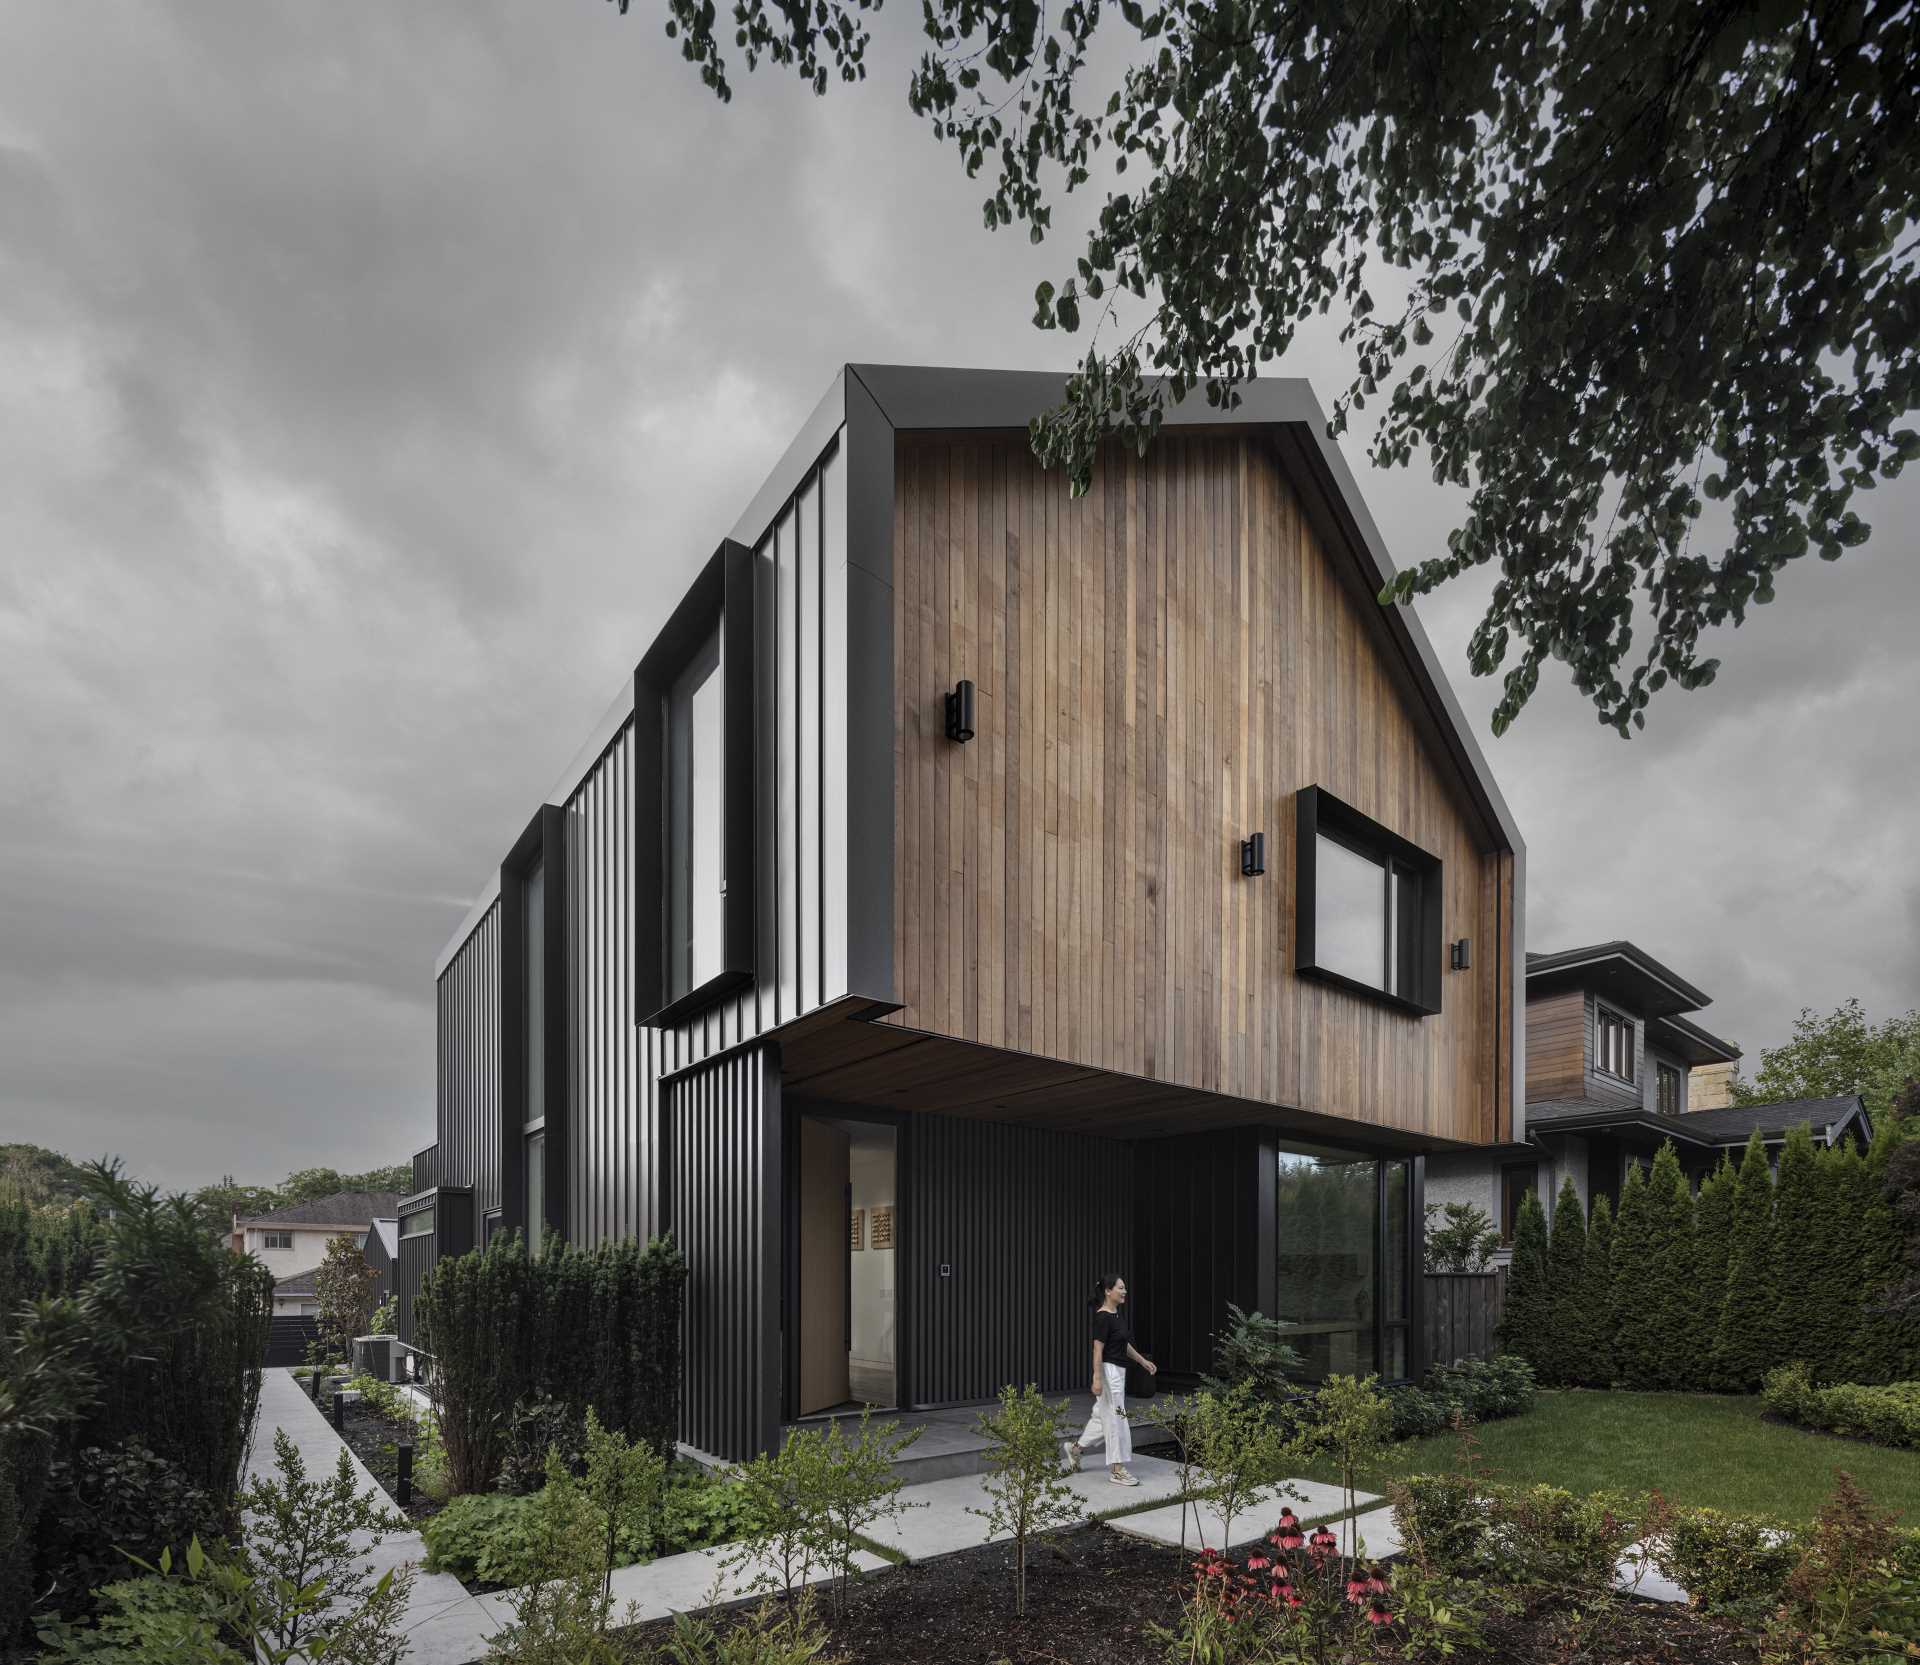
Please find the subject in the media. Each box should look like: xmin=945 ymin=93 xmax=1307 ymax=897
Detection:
xmin=436 ymin=904 xmax=501 ymax=1229
xmin=887 ymin=431 xmax=1508 ymax=1145
xmin=566 ymin=721 xmax=643 ymax=1245
xmin=665 ymin=1044 xmax=782 ymax=1462
xmin=904 ymin=1112 xmax=1133 ymax=1406
xmin=1132 ymin=1129 xmax=1264 ymax=1379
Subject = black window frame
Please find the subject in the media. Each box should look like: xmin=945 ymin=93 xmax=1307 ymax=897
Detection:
xmin=1294 ymin=785 xmax=1444 ymax=1016
xmin=1656 ymin=1058 xmax=1684 ymax=1116
xmin=635 ymin=540 xmax=757 ymax=1027
xmin=1595 ymin=1001 xmax=1636 ymax=1082
xmin=1500 ymin=1162 xmax=1539 ymax=1244
xmin=502 ymin=805 xmax=567 ymax=1244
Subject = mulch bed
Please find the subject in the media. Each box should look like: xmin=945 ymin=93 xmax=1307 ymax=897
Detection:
xmin=327 ymin=1391 xmax=443 ymax=1524
xmin=616 ymin=1528 xmax=1760 ymax=1665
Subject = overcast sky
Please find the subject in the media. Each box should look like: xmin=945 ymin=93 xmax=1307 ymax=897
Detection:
xmin=2 ymin=4 xmax=1915 ymax=1191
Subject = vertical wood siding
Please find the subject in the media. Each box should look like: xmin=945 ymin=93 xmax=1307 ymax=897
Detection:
xmin=888 ymin=431 xmax=1508 ymax=1145
xmin=1524 ymin=989 xmax=1586 ymax=1102
xmin=903 ymin=1113 xmax=1133 ymax=1406
xmin=436 ymin=905 xmax=501 ymax=1228
xmin=665 ymin=1045 xmax=783 ymax=1462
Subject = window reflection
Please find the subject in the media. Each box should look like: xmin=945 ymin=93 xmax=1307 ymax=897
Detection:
xmin=1315 ymin=834 xmax=1386 ymax=989
xmin=1275 ymin=1146 xmax=1379 ymax=1379
xmin=668 ymin=628 xmax=724 ymax=999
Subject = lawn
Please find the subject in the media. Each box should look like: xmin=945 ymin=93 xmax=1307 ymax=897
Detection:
xmin=1301 ymin=1389 xmax=1920 ymax=1524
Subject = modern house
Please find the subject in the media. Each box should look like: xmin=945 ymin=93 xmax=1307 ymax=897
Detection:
xmin=232 ymin=1190 xmax=401 ymax=1292
xmin=363 ymin=1215 xmax=399 ymax=1310
xmin=1425 ymin=940 xmax=1872 ymax=1246
xmin=400 ymin=365 xmax=1527 ymax=1462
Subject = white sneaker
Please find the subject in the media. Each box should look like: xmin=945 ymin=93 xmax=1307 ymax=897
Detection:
xmin=1062 ymin=1439 xmax=1081 ymax=1470
xmin=1109 ymin=1467 xmax=1140 ymax=1487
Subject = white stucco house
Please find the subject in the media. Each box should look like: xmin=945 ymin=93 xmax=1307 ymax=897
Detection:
xmin=230 ymin=1190 xmax=401 ymax=1314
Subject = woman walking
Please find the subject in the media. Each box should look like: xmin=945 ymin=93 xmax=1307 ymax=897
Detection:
xmin=1063 ymin=1273 xmax=1156 ymax=1485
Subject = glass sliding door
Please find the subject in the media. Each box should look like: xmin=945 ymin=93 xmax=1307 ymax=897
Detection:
xmin=1274 ymin=1142 xmax=1417 ymax=1382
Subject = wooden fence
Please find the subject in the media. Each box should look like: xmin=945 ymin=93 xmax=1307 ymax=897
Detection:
xmin=1422 ymin=1269 xmax=1507 ymax=1368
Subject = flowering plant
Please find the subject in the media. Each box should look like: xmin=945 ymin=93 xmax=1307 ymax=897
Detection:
xmin=1160 ymin=1508 xmax=1393 ymax=1664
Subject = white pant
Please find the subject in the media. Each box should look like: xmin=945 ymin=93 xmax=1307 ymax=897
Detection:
xmin=1078 ymin=1363 xmax=1132 ymax=1465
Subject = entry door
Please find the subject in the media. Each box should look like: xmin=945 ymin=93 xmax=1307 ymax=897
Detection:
xmin=798 ymin=1118 xmax=851 ymax=1415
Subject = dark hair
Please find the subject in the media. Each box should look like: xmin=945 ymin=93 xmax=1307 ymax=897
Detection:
xmin=1088 ymin=1273 xmax=1122 ymax=1311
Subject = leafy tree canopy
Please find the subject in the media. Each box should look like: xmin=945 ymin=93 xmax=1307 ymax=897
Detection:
xmin=1734 ymin=998 xmax=1920 ymax=1120
xmin=0 ymin=1144 xmax=92 ymax=1208
xmin=624 ymin=0 xmax=1919 ymax=734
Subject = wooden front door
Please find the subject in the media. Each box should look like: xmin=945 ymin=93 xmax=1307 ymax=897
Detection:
xmin=797 ymin=1118 xmax=851 ymax=1415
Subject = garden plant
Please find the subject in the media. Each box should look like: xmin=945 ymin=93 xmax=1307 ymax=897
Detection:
xmin=967 ymin=1384 xmax=1085 ymax=1617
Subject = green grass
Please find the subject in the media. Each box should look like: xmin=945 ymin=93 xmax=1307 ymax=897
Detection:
xmin=1299 ymin=1390 xmax=1920 ymax=1525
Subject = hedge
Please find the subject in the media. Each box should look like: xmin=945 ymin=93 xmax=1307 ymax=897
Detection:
xmin=1763 ymin=1362 xmax=1920 ymax=1448
xmin=1503 ymin=1116 xmax=1920 ymax=1393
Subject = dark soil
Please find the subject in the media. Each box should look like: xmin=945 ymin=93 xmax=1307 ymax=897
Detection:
xmin=330 ymin=1393 xmax=443 ymax=1524
xmin=615 ymin=1528 xmax=1759 ymax=1665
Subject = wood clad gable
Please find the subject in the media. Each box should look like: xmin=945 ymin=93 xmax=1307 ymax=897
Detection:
xmin=886 ymin=427 xmax=1514 ymax=1147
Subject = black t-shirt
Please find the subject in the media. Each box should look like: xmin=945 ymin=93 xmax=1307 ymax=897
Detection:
xmin=1091 ymin=1307 xmax=1133 ymax=1371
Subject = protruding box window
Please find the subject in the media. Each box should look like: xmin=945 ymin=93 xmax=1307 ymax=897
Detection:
xmin=1295 ymin=786 xmax=1443 ymax=1015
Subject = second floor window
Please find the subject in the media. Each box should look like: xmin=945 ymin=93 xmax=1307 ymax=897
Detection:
xmin=667 ymin=628 xmax=724 ymax=1001
xmin=262 ymin=1231 xmax=293 ymax=1250
xmin=1657 ymin=1060 xmax=1684 ymax=1115
xmin=1295 ymin=787 xmax=1444 ymax=1015
xmin=1596 ymin=1004 xmax=1635 ymax=1081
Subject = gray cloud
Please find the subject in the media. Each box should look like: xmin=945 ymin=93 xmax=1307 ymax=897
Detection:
xmin=1 ymin=2 xmax=1913 ymax=1187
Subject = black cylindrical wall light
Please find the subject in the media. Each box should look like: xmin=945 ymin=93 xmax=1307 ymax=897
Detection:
xmin=1241 ymin=832 xmax=1266 ymax=876
xmin=1450 ymin=937 xmax=1471 ymax=971
xmin=945 ymin=679 xmax=976 ymax=743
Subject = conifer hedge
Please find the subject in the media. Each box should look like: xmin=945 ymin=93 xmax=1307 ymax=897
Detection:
xmin=418 ymin=1228 xmax=689 ymax=1495
xmin=1497 ymin=1117 xmax=1918 ymax=1395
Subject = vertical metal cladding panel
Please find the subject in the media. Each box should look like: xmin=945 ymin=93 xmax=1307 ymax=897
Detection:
xmin=664 ymin=1044 xmax=782 ymax=1462
xmin=565 ymin=720 xmax=646 ymax=1246
xmin=904 ymin=1113 xmax=1134 ymax=1407
xmin=1131 ymin=1130 xmax=1263 ymax=1379
xmin=436 ymin=904 xmax=502 ymax=1229
xmin=411 ymin=1144 xmax=439 ymax=1194
xmin=396 ymin=1235 xmax=435 ymax=1348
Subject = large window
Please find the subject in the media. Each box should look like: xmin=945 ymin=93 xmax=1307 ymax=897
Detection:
xmin=1596 ymin=1003 xmax=1635 ymax=1081
xmin=1657 ymin=1059 xmax=1683 ymax=1115
xmin=400 ymin=1208 xmax=434 ymax=1241
xmin=1295 ymin=787 xmax=1443 ymax=1015
xmin=1274 ymin=1144 xmax=1416 ymax=1381
xmin=635 ymin=541 xmax=756 ymax=1026
xmin=524 ymin=857 xmax=545 ymax=1125
xmin=667 ymin=629 xmax=724 ymax=1001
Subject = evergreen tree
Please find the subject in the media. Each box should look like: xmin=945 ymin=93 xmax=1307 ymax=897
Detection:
xmin=1580 ymin=1193 xmax=1616 ymax=1387
xmin=1850 ymin=1115 xmax=1918 ymax=1384
xmin=1544 ymin=1175 xmax=1587 ymax=1386
xmin=1498 ymin=1187 xmax=1552 ymax=1374
xmin=1767 ymin=1125 xmax=1822 ymax=1373
xmin=1806 ymin=1143 xmax=1865 ymax=1384
xmin=1690 ymin=1155 xmax=1737 ymax=1391
xmin=1714 ymin=1131 xmax=1776 ymax=1391
xmin=1644 ymin=1143 xmax=1696 ymax=1389
xmin=1610 ymin=1162 xmax=1657 ymax=1388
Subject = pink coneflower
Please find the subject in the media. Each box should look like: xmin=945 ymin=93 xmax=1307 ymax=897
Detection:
xmin=1345 ymin=1573 xmax=1369 ymax=1603
xmin=1366 ymin=1599 xmax=1393 ymax=1627
xmin=1246 ymin=1554 xmax=1269 ymax=1571
xmin=1365 ymin=1567 xmax=1388 ymax=1596
xmin=1274 ymin=1510 xmax=1305 ymax=1551
xmin=1309 ymin=1526 xmax=1337 ymax=1556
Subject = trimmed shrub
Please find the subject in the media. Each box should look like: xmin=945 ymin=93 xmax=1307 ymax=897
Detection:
xmin=1763 ymin=1362 xmax=1920 ymax=1448
xmin=1643 ymin=1143 xmax=1695 ymax=1390
xmin=1497 ymin=1187 xmax=1550 ymax=1371
xmin=1543 ymin=1176 xmax=1585 ymax=1387
xmin=1809 ymin=1143 xmax=1867 ymax=1385
xmin=1577 ymin=1192 xmax=1615 ymax=1387
xmin=1384 ymin=1355 xmax=1533 ymax=1441
xmin=1714 ymin=1130 xmax=1776 ymax=1391
xmin=1650 ymin=1503 xmax=1799 ymax=1614
xmin=1851 ymin=1116 xmax=1920 ymax=1385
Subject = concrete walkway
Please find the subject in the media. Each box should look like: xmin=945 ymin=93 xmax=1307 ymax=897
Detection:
xmin=1104 ymin=1478 xmax=1374 ymax=1552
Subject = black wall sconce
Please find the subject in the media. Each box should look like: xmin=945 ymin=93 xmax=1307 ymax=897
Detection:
xmin=1450 ymin=937 xmax=1471 ymax=971
xmin=1241 ymin=832 xmax=1266 ymax=877
xmin=945 ymin=679 xmax=975 ymax=743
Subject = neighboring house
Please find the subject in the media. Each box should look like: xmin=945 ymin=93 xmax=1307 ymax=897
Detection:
xmin=1426 ymin=940 xmax=1872 ymax=1253
xmin=232 ymin=1191 xmax=402 ymax=1286
xmin=363 ymin=1216 xmax=399 ymax=1310
xmin=401 ymin=365 xmax=1528 ymax=1462
xmin=273 ymin=1265 xmax=320 ymax=1318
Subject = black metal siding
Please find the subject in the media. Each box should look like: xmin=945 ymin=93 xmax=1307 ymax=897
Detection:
xmin=436 ymin=905 xmax=501 ymax=1230
xmin=1132 ymin=1129 xmax=1269 ymax=1380
xmin=903 ymin=1113 xmax=1133 ymax=1406
xmin=664 ymin=1044 xmax=783 ymax=1462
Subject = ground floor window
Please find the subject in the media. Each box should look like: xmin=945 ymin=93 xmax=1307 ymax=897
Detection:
xmin=1274 ymin=1143 xmax=1415 ymax=1382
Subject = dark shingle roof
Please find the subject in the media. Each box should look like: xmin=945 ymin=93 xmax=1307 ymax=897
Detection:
xmin=275 ymin=1267 xmax=319 ymax=1296
xmin=242 ymin=1192 xmax=401 ymax=1229
xmin=1525 ymin=1094 xmax=1869 ymax=1147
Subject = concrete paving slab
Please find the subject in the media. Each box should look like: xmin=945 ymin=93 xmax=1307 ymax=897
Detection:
xmin=1339 ymin=1506 xmax=1403 ymax=1560
xmin=1614 ymin=1542 xmax=1688 ymax=1604
xmin=862 ymin=1454 xmax=1187 ymax=1562
xmin=1105 ymin=1478 xmax=1374 ymax=1552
